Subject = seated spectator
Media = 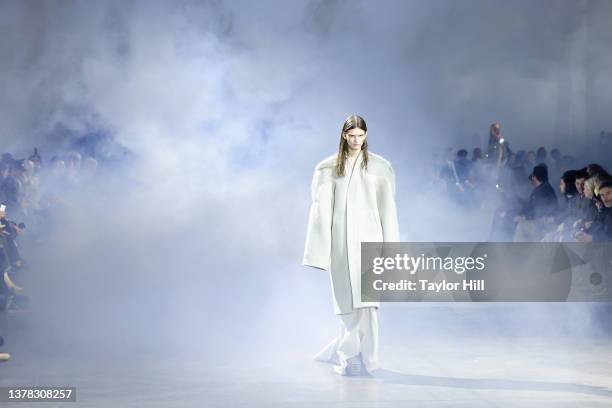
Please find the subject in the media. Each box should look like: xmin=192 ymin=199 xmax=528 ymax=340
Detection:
xmin=454 ymin=150 xmax=470 ymax=183
xmin=505 ymin=151 xmax=530 ymax=199
xmin=513 ymin=163 xmax=558 ymax=241
xmin=0 ymin=162 xmax=23 ymax=216
xmin=0 ymin=201 xmax=25 ymax=311
xmin=576 ymin=180 xmax=612 ymax=242
xmin=559 ymin=170 xmax=579 ymax=217
xmin=451 ymin=149 xmax=478 ymax=207
xmin=591 ymin=172 xmax=612 ymax=211
xmin=525 ymin=150 xmax=536 ymax=169
xmin=28 ymin=147 xmax=42 ymax=171
xmin=542 ymin=170 xmax=579 ymax=242
xmin=562 ymin=165 xmax=610 ymax=241
xmin=0 ymin=335 xmax=8 ymax=362
xmin=18 ymin=159 xmax=40 ymax=211
xmin=536 ymin=147 xmax=548 ymax=165
xmin=574 ymin=168 xmax=589 ymax=219
xmin=586 ymin=163 xmax=609 ymax=178
xmin=581 ymin=175 xmax=601 ymax=224
xmin=559 ymin=154 xmax=576 ymax=174
xmin=550 ymin=148 xmax=561 ymax=165
xmin=488 ymin=165 xmax=530 ymax=241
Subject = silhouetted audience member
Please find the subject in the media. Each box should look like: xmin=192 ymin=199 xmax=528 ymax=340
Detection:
xmin=513 ymin=164 xmax=558 ymax=241
xmin=536 ymin=146 xmax=547 ymax=165
xmin=525 ymin=150 xmax=536 ymax=169
xmin=542 ymin=170 xmax=579 ymax=242
xmin=558 ymin=170 xmax=579 ymax=221
xmin=586 ymin=163 xmax=609 ymax=178
xmin=454 ymin=149 xmax=471 ymax=183
xmin=0 ymin=162 xmax=22 ymax=215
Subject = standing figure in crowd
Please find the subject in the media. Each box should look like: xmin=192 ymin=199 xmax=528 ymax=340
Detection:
xmin=485 ymin=123 xmax=513 ymax=190
xmin=486 ymin=123 xmax=512 ymax=166
xmin=303 ymin=115 xmax=400 ymax=376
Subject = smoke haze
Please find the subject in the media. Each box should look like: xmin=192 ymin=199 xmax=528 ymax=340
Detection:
xmin=1 ymin=0 xmax=612 ymax=361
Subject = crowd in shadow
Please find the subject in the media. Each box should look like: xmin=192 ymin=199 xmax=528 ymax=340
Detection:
xmin=431 ymin=123 xmax=612 ymax=243
xmin=0 ymin=148 xmax=99 ymax=362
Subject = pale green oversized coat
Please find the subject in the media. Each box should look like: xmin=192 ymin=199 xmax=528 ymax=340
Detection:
xmin=302 ymin=150 xmax=400 ymax=314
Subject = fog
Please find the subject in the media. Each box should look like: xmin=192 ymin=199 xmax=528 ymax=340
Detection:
xmin=2 ymin=0 xmax=612 ymax=362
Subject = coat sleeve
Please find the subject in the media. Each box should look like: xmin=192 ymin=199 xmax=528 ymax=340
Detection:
xmin=302 ymin=166 xmax=334 ymax=270
xmin=378 ymin=163 xmax=401 ymax=242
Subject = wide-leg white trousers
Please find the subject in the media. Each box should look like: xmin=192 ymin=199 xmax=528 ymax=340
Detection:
xmin=314 ymin=307 xmax=379 ymax=374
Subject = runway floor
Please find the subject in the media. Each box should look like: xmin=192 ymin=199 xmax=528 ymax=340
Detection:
xmin=2 ymin=332 xmax=612 ymax=407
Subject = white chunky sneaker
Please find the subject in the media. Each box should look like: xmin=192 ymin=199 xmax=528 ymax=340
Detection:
xmin=345 ymin=355 xmax=363 ymax=376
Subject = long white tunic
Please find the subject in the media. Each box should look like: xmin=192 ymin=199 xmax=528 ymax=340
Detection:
xmin=302 ymin=150 xmax=400 ymax=314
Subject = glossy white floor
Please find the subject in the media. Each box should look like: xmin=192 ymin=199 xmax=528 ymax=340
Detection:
xmin=2 ymin=305 xmax=612 ymax=407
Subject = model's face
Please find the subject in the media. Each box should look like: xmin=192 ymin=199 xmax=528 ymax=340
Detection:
xmin=600 ymin=187 xmax=612 ymax=207
xmin=343 ymin=128 xmax=366 ymax=151
xmin=576 ymin=178 xmax=585 ymax=194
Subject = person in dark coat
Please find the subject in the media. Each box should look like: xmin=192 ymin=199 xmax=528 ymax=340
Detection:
xmin=521 ymin=164 xmax=558 ymax=220
xmin=581 ymin=175 xmax=601 ymax=224
xmin=574 ymin=168 xmax=589 ymax=219
xmin=513 ymin=164 xmax=558 ymax=241
xmin=557 ymin=170 xmax=579 ymax=223
xmin=454 ymin=149 xmax=472 ymax=183
xmin=576 ymin=180 xmax=612 ymax=242
xmin=542 ymin=170 xmax=579 ymax=242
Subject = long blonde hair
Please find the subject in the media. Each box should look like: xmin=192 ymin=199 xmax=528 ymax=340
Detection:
xmin=336 ymin=115 xmax=369 ymax=177
xmin=590 ymin=173 xmax=609 ymax=197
